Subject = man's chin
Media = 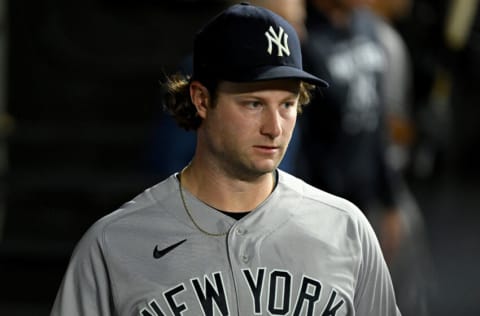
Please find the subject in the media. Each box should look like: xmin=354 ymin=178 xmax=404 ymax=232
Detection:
xmin=253 ymin=161 xmax=280 ymax=175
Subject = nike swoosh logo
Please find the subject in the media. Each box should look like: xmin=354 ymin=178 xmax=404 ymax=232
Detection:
xmin=153 ymin=239 xmax=187 ymax=259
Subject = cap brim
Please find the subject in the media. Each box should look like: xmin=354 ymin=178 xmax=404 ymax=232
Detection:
xmin=219 ymin=65 xmax=329 ymax=88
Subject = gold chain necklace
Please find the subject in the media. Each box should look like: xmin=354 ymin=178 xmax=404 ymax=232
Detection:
xmin=178 ymin=167 xmax=229 ymax=237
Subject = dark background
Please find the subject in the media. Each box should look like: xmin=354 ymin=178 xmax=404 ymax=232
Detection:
xmin=1 ymin=0 xmax=480 ymax=315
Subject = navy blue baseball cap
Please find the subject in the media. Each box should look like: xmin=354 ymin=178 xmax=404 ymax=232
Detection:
xmin=192 ymin=2 xmax=329 ymax=87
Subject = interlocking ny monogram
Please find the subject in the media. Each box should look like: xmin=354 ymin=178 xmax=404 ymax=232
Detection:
xmin=265 ymin=26 xmax=290 ymax=57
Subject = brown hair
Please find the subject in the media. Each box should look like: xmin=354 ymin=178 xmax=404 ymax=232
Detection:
xmin=163 ymin=73 xmax=315 ymax=131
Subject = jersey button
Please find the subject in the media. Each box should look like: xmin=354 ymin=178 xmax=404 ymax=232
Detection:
xmin=241 ymin=254 xmax=249 ymax=263
xmin=236 ymin=227 xmax=246 ymax=235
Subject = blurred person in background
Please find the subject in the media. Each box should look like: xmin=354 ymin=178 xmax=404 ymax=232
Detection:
xmin=299 ymin=0 xmax=405 ymax=265
xmin=368 ymin=0 xmax=415 ymax=172
xmin=367 ymin=0 xmax=432 ymax=315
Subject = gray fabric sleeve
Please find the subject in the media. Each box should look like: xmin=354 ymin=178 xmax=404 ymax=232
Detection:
xmin=50 ymin=222 xmax=115 ymax=316
xmin=354 ymin=211 xmax=402 ymax=316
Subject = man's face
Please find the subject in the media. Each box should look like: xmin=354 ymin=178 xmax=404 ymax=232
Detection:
xmin=197 ymin=79 xmax=301 ymax=180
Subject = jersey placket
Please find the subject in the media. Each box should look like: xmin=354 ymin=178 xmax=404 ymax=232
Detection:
xmin=225 ymin=219 xmax=256 ymax=316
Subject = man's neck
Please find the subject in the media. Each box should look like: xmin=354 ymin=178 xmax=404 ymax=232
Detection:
xmin=179 ymin=160 xmax=276 ymax=213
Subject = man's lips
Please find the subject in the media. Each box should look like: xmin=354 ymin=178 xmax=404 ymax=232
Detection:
xmin=254 ymin=145 xmax=281 ymax=153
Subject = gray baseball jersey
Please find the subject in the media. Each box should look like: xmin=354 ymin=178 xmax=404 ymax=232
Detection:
xmin=50 ymin=170 xmax=401 ymax=316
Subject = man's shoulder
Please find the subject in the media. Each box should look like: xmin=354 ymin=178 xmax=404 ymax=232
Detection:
xmin=78 ymin=174 xmax=181 ymax=245
xmin=277 ymin=171 xmax=372 ymax=253
xmin=278 ymin=170 xmax=362 ymax=218
xmin=106 ymin=174 xmax=178 ymax=220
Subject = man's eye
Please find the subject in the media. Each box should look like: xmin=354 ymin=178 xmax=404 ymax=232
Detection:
xmin=282 ymin=102 xmax=295 ymax=109
xmin=246 ymin=101 xmax=262 ymax=109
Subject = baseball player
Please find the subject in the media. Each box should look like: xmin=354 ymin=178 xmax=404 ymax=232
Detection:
xmin=50 ymin=3 xmax=401 ymax=316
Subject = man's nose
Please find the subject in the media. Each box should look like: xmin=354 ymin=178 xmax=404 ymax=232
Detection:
xmin=260 ymin=108 xmax=282 ymax=139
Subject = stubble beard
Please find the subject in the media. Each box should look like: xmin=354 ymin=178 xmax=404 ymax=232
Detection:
xmin=220 ymin=147 xmax=286 ymax=182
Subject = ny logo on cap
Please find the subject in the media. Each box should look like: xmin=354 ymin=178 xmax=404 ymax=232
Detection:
xmin=265 ymin=26 xmax=290 ymax=57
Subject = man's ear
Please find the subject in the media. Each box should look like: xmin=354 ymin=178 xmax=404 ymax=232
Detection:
xmin=190 ymin=81 xmax=210 ymax=119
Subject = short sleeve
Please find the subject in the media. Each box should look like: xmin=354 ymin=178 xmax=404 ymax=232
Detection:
xmin=50 ymin=222 xmax=115 ymax=316
xmin=354 ymin=212 xmax=402 ymax=316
